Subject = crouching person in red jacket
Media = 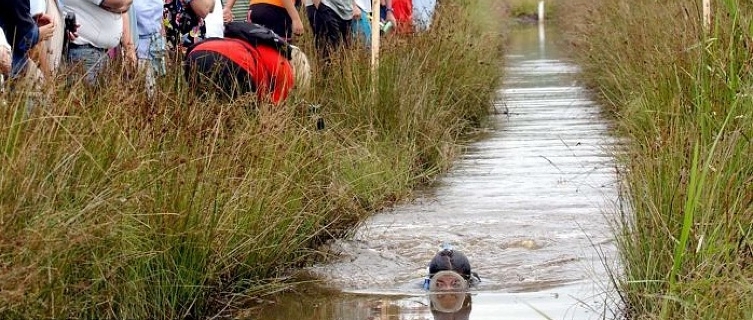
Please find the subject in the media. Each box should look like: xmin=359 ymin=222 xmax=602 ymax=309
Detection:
xmin=184 ymin=22 xmax=311 ymax=104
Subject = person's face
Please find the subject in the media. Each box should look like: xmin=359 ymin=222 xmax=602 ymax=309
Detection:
xmin=430 ymin=271 xmax=468 ymax=292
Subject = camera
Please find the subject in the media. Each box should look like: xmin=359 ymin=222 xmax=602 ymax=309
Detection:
xmin=65 ymin=12 xmax=76 ymax=32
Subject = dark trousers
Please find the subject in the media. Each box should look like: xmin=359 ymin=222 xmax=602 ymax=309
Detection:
xmin=248 ymin=3 xmax=292 ymax=40
xmin=306 ymin=4 xmax=351 ymax=62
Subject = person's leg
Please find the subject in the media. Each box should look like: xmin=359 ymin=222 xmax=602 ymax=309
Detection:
xmin=248 ymin=3 xmax=293 ymax=39
xmin=67 ymin=45 xmax=108 ymax=85
xmin=353 ymin=10 xmax=371 ymax=48
xmin=145 ymin=33 xmax=167 ymax=98
xmin=337 ymin=17 xmax=352 ymax=48
xmin=306 ymin=4 xmax=327 ymax=58
xmin=136 ymin=36 xmax=154 ymax=98
xmin=138 ymin=59 xmax=156 ymax=98
xmin=316 ymin=4 xmax=345 ymax=60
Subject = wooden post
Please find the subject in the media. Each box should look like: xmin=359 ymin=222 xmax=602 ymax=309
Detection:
xmin=538 ymin=1 xmax=545 ymax=23
xmin=702 ymin=0 xmax=711 ymax=31
xmin=371 ymin=0 xmax=381 ymax=99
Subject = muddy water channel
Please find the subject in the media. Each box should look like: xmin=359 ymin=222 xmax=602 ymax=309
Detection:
xmin=251 ymin=25 xmax=621 ymax=320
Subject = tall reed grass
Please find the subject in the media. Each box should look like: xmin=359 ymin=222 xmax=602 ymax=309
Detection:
xmin=0 ymin=0 xmax=504 ymax=318
xmin=558 ymin=0 xmax=753 ymax=318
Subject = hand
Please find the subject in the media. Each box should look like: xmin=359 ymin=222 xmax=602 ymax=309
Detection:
xmin=67 ymin=23 xmax=80 ymax=41
xmin=39 ymin=21 xmax=56 ymax=41
xmin=353 ymin=5 xmax=361 ymax=19
xmin=123 ymin=45 xmax=137 ymax=73
xmin=188 ymin=0 xmax=214 ymax=19
xmin=0 ymin=47 xmax=11 ymax=75
xmin=292 ymin=18 xmax=304 ymax=36
xmin=385 ymin=10 xmax=397 ymax=26
xmin=222 ymin=7 xmax=234 ymax=22
xmin=36 ymin=13 xmax=54 ymax=26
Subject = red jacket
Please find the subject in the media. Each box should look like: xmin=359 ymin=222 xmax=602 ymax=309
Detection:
xmin=189 ymin=38 xmax=294 ymax=104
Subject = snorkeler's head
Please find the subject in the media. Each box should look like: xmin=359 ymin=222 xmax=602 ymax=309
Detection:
xmin=429 ymin=270 xmax=469 ymax=292
xmin=428 ymin=249 xmax=472 ymax=282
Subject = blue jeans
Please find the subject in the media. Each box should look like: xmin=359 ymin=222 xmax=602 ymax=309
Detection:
xmin=352 ymin=9 xmax=372 ymax=48
xmin=67 ymin=44 xmax=108 ymax=85
xmin=137 ymin=33 xmax=167 ymax=76
xmin=137 ymin=33 xmax=167 ymax=97
xmin=11 ymin=55 xmax=30 ymax=79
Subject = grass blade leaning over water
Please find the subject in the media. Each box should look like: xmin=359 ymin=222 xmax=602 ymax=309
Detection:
xmin=0 ymin=0 xmax=504 ymax=318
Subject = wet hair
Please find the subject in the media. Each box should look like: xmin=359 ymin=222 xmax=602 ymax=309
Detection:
xmin=428 ymin=249 xmax=472 ymax=281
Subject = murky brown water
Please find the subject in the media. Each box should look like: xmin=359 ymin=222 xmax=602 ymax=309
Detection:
xmin=250 ymin=24 xmax=621 ymax=320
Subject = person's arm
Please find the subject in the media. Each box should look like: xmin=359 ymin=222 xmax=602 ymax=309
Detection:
xmin=282 ymin=0 xmax=304 ymax=36
xmin=0 ymin=29 xmax=11 ymax=75
xmin=189 ymin=0 xmax=216 ymax=19
xmin=223 ymin=0 xmax=237 ymax=22
xmin=96 ymin=0 xmax=133 ymax=14
xmin=352 ymin=1 xmax=361 ymax=19
xmin=382 ymin=0 xmax=396 ymax=24
xmin=7 ymin=0 xmax=41 ymax=54
xmin=28 ymin=14 xmax=56 ymax=79
xmin=121 ymin=11 xmax=137 ymax=69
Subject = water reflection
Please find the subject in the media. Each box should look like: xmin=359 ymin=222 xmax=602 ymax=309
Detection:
xmin=430 ymin=293 xmax=472 ymax=320
xmin=249 ymin=288 xmax=604 ymax=320
xmin=249 ymin=292 xmax=473 ymax=320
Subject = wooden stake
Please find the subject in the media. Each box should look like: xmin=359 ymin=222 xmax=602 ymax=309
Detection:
xmin=702 ymin=0 xmax=711 ymax=31
xmin=538 ymin=1 xmax=544 ymax=23
xmin=370 ymin=0 xmax=381 ymax=99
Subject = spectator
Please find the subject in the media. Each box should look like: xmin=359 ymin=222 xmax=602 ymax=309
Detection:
xmin=184 ymin=22 xmax=310 ymax=104
xmin=304 ymin=0 xmax=353 ymax=61
xmin=204 ymin=0 xmax=224 ymax=38
xmin=0 ymin=0 xmax=56 ymax=78
xmin=379 ymin=0 xmax=396 ymax=27
xmin=412 ymin=0 xmax=436 ymax=31
xmin=30 ymin=0 xmax=47 ymax=20
xmin=163 ymin=0 xmax=215 ymax=49
xmin=391 ymin=0 xmax=411 ymax=34
xmin=29 ymin=0 xmax=66 ymax=79
xmin=351 ymin=0 xmax=371 ymax=47
xmin=222 ymin=0 xmax=304 ymax=41
xmin=63 ymin=0 xmax=136 ymax=84
xmin=133 ymin=0 xmax=166 ymax=97
xmin=0 ymin=28 xmax=11 ymax=76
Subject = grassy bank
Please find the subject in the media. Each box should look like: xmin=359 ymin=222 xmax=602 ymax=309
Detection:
xmin=0 ymin=1 xmax=504 ymax=318
xmin=558 ymin=0 xmax=752 ymax=318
